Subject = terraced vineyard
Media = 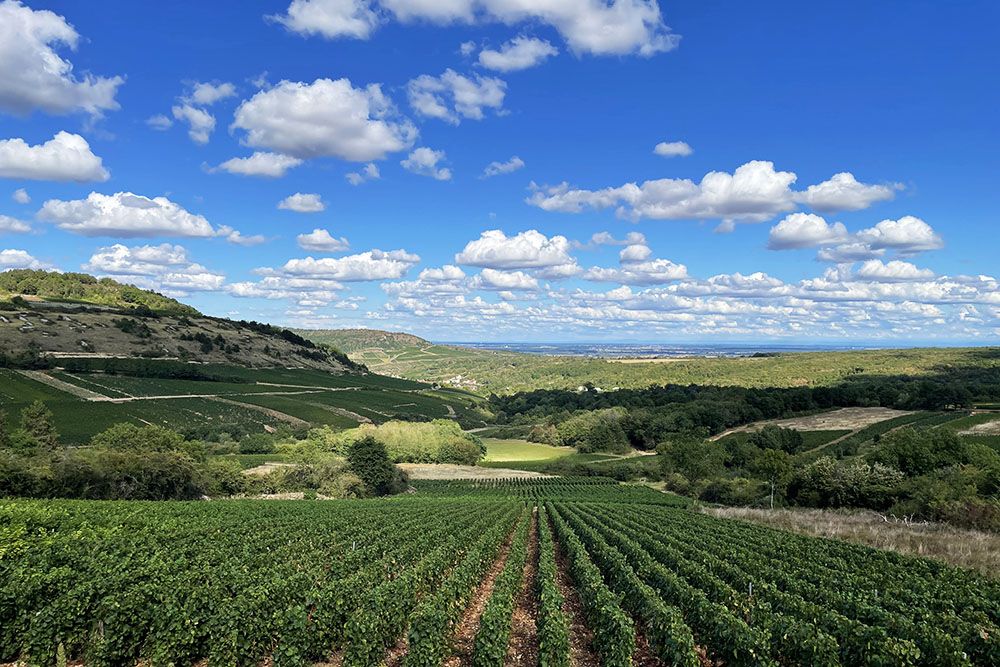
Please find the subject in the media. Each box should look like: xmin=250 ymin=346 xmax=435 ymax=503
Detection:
xmin=2 ymin=479 xmax=997 ymax=666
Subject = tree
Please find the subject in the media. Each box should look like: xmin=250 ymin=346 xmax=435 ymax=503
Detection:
xmin=657 ymin=433 xmax=727 ymax=481
xmin=239 ymin=433 xmax=276 ymax=455
xmin=19 ymin=401 xmax=58 ymax=450
xmin=90 ymin=423 xmax=184 ymax=452
xmin=0 ymin=410 xmax=9 ymax=449
xmin=750 ymin=448 xmax=792 ymax=509
xmin=347 ymin=436 xmax=406 ymax=496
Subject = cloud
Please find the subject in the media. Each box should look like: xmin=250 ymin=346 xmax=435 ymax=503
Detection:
xmin=529 ymin=161 xmax=900 ymax=230
xmin=146 ymin=114 xmax=173 ymax=130
xmin=346 ymin=162 xmax=380 ymax=185
xmin=232 ymin=78 xmax=417 ymax=161
xmin=482 ymin=155 xmax=524 ymax=178
xmin=768 ymin=213 xmax=848 ymax=250
xmin=188 ymin=81 xmax=236 ymax=106
xmin=854 ymin=259 xmax=935 ymax=283
xmin=585 ymin=231 xmax=646 ymax=247
xmin=218 ymin=226 xmax=267 ymax=246
xmin=0 ymin=0 xmax=123 ymax=117
xmin=39 ymin=191 xmax=222 ymax=238
xmin=407 ymin=69 xmax=506 ymax=124
xmin=0 ymin=215 xmax=30 ymax=234
xmin=653 ymin=140 xmax=692 ymax=157
xmin=796 ymin=172 xmax=900 ymax=213
xmin=472 ymin=268 xmax=539 ymax=290
xmin=297 ymin=228 xmax=350 ymax=252
xmin=619 ymin=243 xmax=652 ymax=262
xmin=856 ymin=216 xmax=943 ymax=254
xmin=478 ymin=37 xmax=558 ymax=71
xmin=816 ymin=243 xmax=885 ymax=264
xmin=281 ymin=248 xmax=420 ymax=280
xmin=0 ymin=132 xmax=109 ymax=182
xmin=401 ymin=147 xmax=452 ymax=180
xmin=456 ymin=229 xmax=578 ymax=274
xmin=529 ymin=160 xmax=798 ymax=229
xmin=278 ymin=192 xmax=326 ymax=213
xmin=215 ymin=152 xmax=303 ymax=178
xmin=170 ymin=104 xmax=216 ymax=144
xmin=0 ymin=248 xmax=48 ymax=270
xmin=12 ymin=188 xmax=30 ymax=204
xmin=274 ymin=1 xmax=679 ymax=57
xmin=270 ymin=0 xmax=380 ymax=40
xmin=584 ymin=258 xmax=688 ymax=285
xmin=83 ymin=243 xmax=225 ymax=293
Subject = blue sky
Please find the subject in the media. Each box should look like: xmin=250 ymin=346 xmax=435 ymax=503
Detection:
xmin=0 ymin=0 xmax=997 ymax=342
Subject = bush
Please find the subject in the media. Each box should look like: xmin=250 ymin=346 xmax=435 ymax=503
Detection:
xmin=239 ymin=433 xmax=276 ymax=455
xmin=347 ymin=436 xmax=408 ymax=496
xmin=304 ymin=420 xmax=485 ymax=465
xmin=90 ymin=423 xmax=185 ymax=452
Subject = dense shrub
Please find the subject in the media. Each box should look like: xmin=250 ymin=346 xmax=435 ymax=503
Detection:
xmin=303 ymin=420 xmax=485 ymax=465
xmin=347 ymin=436 xmax=408 ymax=496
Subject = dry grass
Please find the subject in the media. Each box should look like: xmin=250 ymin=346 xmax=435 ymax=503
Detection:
xmin=397 ymin=463 xmax=551 ymax=479
xmin=703 ymin=506 xmax=1000 ymax=578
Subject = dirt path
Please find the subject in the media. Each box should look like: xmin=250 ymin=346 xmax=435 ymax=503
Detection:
xmin=16 ymin=369 xmax=108 ymax=400
xmin=443 ymin=516 xmax=521 ymax=666
xmin=505 ymin=508 xmax=540 ymax=667
xmin=548 ymin=515 xmax=599 ymax=667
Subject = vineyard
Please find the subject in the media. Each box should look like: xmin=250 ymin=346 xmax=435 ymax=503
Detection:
xmin=2 ymin=479 xmax=998 ymax=666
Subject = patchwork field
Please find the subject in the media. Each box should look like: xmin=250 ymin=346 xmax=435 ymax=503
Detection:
xmin=0 ymin=364 xmax=487 ymax=442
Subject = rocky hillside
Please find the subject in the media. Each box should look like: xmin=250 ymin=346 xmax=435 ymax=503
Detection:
xmin=0 ymin=272 xmax=361 ymax=373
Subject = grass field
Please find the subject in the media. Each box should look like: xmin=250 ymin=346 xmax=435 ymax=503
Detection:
xmin=481 ymin=438 xmax=572 ymax=463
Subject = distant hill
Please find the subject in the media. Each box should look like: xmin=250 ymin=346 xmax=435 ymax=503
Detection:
xmin=0 ymin=270 xmax=197 ymax=315
xmin=0 ymin=271 xmax=361 ymax=374
xmin=295 ymin=327 xmax=1000 ymax=396
xmin=294 ymin=328 xmax=431 ymax=354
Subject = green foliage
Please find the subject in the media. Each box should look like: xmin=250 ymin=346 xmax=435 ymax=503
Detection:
xmin=472 ymin=514 xmax=530 ymax=667
xmin=555 ymin=408 xmax=630 ymax=453
xmin=0 ymin=269 xmax=198 ymax=315
xmin=789 ymin=457 xmax=906 ymax=509
xmin=346 ymin=436 xmax=407 ymax=496
xmin=239 ymin=433 xmax=277 ymax=455
xmin=90 ymin=422 xmax=185 ymax=452
xmin=658 ymin=432 xmax=726 ymax=481
xmin=18 ymin=401 xmax=58 ymax=450
xmin=868 ymin=427 xmax=970 ymax=475
xmin=306 ymin=420 xmax=485 ymax=464
xmin=536 ymin=507 xmax=571 ymax=667
xmin=747 ymin=425 xmax=804 ymax=453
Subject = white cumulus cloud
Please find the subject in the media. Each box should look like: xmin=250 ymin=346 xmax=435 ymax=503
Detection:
xmin=0 ymin=132 xmax=109 ymax=182
xmin=215 ymin=152 xmax=303 ymax=178
xmin=401 ymin=147 xmax=452 ymax=180
xmin=297 ymin=228 xmax=350 ymax=252
xmin=483 ymin=155 xmax=524 ymax=178
xmin=796 ymin=172 xmax=900 ymax=213
xmin=856 ymin=216 xmax=944 ymax=254
xmin=232 ymin=78 xmax=417 ymax=161
xmin=0 ymin=215 xmax=31 ymax=234
xmin=456 ymin=229 xmax=578 ymax=273
xmin=39 ymin=191 xmax=224 ymax=239
xmin=270 ymin=0 xmax=380 ymax=39
xmin=478 ymin=37 xmax=558 ymax=71
xmin=768 ymin=213 xmax=849 ymax=250
xmin=12 ymin=188 xmax=30 ymax=204
xmin=653 ymin=141 xmax=692 ymax=157
xmin=0 ymin=248 xmax=48 ymax=270
xmin=281 ymin=249 xmax=420 ymax=281
xmin=346 ymin=162 xmax=380 ymax=185
xmin=278 ymin=192 xmax=326 ymax=213
xmin=407 ymin=69 xmax=506 ymax=124
xmin=0 ymin=0 xmax=123 ymax=117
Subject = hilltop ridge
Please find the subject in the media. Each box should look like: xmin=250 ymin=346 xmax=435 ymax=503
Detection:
xmin=0 ymin=271 xmax=360 ymax=374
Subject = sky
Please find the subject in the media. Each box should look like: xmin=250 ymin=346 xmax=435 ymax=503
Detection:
xmin=0 ymin=0 xmax=998 ymax=343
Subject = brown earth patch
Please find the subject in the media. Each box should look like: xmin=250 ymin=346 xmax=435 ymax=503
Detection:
xmin=547 ymin=515 xmax=599 ymax=667
xmin=505 ymin=508 xmax=540 ymax=667
xmin=443 ymin=514 xmax=521 ymax=666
